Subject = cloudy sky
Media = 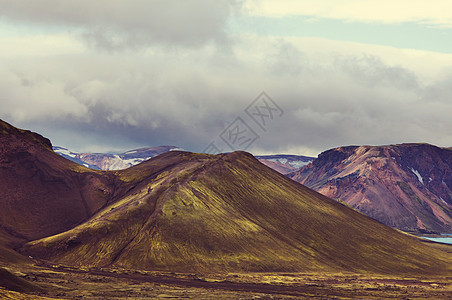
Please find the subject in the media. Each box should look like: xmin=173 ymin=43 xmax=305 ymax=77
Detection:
xmin=1 ymin=0 xmax=452 ymax=156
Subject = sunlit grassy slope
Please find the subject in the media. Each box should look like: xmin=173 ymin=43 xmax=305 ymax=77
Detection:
xmin=23 ymin=151 xmax=452 ymax=275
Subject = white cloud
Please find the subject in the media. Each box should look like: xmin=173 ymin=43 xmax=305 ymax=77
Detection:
xmin=245 ymin=0 xmax=452 ymax=26
xmin=0 ymin=33 xmax=85 ymax=56
xmin=0 ymin=70 xmax=88 ymax=122
xmin=2 ymin=32 xmax=452 ymax=154
xmin=1 ymin=1 xmax=452 ymax=155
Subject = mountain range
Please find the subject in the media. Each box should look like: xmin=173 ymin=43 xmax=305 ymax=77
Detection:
xmin=289 ymin=144 xmax=452 ymax=233
xmin=1 ymin=119 xmax=451 ymax=276
xmin=255 ymin=154 xmax=313 ymax=174
xmin=53 ymin=146 xmax=184 ymax=170
xmin=54 ymin=142 xmax=452 ymax=234
xmin=54 ymin=146 xmax=314 ymax=174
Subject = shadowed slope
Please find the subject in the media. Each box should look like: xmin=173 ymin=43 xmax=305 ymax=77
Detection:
xmin=0 ymin=268 xmax=44 ymax=294
xmin=0 ymin=119 xmax=124 ymax=242
xmin=23 ymin=151 xmax=452 ymax=274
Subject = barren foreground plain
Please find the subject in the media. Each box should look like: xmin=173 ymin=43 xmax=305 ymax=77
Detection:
xmin=1 ymin=253 xmax=452 ymax=300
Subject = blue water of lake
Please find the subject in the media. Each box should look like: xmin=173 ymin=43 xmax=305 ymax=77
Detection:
xmin=421 ymin=237 xmax=452 ymax=245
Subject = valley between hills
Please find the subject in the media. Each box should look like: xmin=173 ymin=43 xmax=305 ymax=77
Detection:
xmin=1 ymin=119 xmax=452 ymax=299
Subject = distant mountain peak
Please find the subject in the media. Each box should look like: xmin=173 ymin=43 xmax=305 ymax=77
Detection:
xmin=53 ymin=145 xmax=184 ymax=170
xmin=54 ymin=145 xmax=315 ymax=174
xmin=254 ymin=154 xmax=314 ymax=174
xmin=289 ymin=143 xmax=452 ymax=233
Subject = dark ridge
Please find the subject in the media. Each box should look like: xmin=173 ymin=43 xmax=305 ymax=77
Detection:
xmin=0 ymin=119 xmax=52 ymax=150
xmin=0 ymin=268 xmax=44 ymax=293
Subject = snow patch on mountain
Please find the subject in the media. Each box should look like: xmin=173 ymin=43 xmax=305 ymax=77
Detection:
xmin=266 ymin=158 xmax=311 ymax=169
xmin=54 ymin=147 xmax=78 ymax=158
xmin=411 ymin=168 xmax=424 ymax=185
xmin=53 ymin=145 xmax=184 ymax=170
xmin=53 ymin=147 xmax=101 ymax=170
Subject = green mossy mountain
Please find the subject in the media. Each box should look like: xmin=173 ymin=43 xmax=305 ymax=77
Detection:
xmin=23 ymin=152 xmax=452 ymax=274
xmin=0 ymin=119 xmax=451 ymax=275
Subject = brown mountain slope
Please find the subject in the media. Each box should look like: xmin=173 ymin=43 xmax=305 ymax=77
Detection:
xmin=22 ymin=151 xmax=452 ymax=275
xmin=0 ymin=119 xmax=131 ymax=243
xmin=289 ymin=144 xmax=452 ymax=233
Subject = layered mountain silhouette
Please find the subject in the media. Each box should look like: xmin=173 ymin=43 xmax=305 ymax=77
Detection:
xmin=255 ymin=154 xmax=313 ymax=174
xmin=54 ymin=146 xmax=314 ymax=174
xmin=53 ymin=146 xmax=183 ymax=170
xmin=1 ymin=119 xmax=451 ymax=275
xmin=289 ymin=144 xmax=452 ymax=233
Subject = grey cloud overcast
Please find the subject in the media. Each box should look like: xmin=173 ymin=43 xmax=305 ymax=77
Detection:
xmin=1 ymin=1 xmax=452 ymax=156
xmin=0 ymin=0 xmax=239 ymax=48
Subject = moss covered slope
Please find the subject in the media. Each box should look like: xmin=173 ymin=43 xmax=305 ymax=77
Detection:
xmin=23 ymin=151 xmax=452 ymax=275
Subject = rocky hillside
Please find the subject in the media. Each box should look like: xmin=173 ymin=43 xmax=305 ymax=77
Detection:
xmin=289 ymin=144 xmax=452 ymax=233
